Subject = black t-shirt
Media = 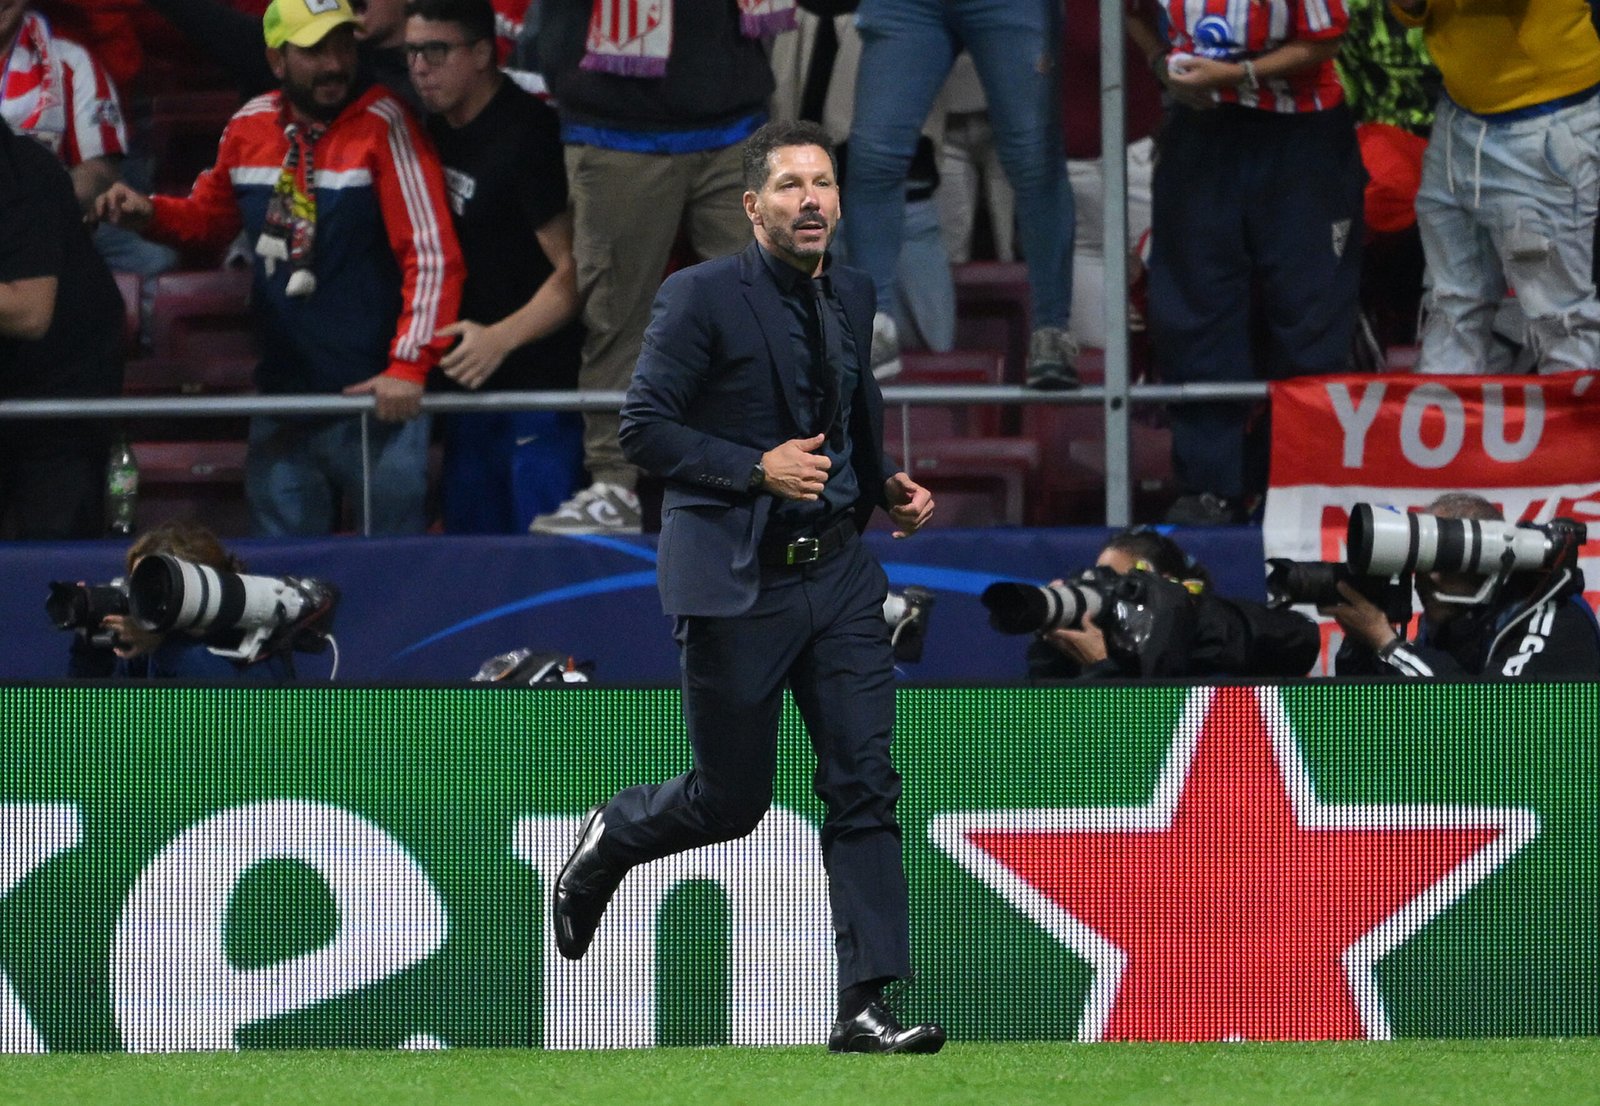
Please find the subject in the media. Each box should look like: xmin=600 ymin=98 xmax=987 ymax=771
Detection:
xmin=427 ymin=80 xmax=583 ymax=392
xmin=0 ymin=124 xmax=122 ymax=399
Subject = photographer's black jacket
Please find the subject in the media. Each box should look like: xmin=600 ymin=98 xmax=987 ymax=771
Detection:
xmin=1336 ymin=575 xmax=1600 ymax=680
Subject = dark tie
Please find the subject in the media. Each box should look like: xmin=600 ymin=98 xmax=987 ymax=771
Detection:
xmin=810 ymin=278 xmax=844 ymax=451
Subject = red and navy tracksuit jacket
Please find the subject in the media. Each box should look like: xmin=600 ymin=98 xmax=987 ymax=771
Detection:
xmin=148 ymin=84 xmax=462 ymax=395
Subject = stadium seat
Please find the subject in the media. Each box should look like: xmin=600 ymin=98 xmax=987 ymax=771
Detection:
xmin=952 ymin=262 xmax=1032 ymax=383
xmin=891 ymin=436 xmax=1043 ymax=527
xmin=1021 ymin=404 xmax=1176 ymax=524
xmin=148 ymin=90 xmax=244 ymax=196
xmin=142 ymin=268 xmax=258 ymax=395
xmin=1385 ymin=344 xmax=1420 ymax=370
xmin=131 ymin=440 xmax=251 ymax=537
xmin=892 ymin=350 xmax=1006 ymax=438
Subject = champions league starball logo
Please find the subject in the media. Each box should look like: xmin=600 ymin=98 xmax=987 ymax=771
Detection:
xmin=1191 ymin=14 xmax=1242 ymax=59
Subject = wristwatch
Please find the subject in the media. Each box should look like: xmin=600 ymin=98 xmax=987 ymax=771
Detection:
xmin=747 ymin=460 xmax=766 ymax=492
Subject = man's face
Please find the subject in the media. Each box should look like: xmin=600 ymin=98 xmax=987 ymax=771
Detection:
xmin=354 ymin=0 xmax=406 ymax=46
xmin=1416 ymin=568 xmax=1484 ymax=628
xmin=744 ymin=144 xmax=840 ymax=274
xmin=1415 ymin=502 xmax=1496 ymax=627
xmin=405 ymin=16 xmax=490 ymax=119
xmin=272 ymin=25 xmax=359 ymax=123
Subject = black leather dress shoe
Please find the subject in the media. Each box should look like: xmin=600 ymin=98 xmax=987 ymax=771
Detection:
xmin=827 ymin=1002 xmax=946 ymax=1054
xmin=551 ymin=805 xmax=624 ymax=961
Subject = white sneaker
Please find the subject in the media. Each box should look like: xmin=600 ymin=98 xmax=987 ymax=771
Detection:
xmin=870 ymin=311 xmax=903 ymax=382
xmin=529 ymin=481 xmax=642 ymax=535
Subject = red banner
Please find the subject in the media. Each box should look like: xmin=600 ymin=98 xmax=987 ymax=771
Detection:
xmin=1263 ymin=372 xmax=1600 ymax=674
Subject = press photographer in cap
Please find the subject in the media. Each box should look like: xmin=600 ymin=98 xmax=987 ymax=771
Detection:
xmin=989 ymin=527 xmax=1320 ymax=681
xmin=56 ymin=520 xmax=336 ymax=682
xmin=1322 ymin=493 xmax=1600 ymax=679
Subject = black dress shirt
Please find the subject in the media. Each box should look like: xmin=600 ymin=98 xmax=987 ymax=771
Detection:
xmin=757 ymin=245 xmax=861 ymax=530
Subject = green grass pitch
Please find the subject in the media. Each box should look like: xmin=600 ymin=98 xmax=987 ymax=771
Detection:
xmin=2 ymin=1040 xmax=1598 ymax=1106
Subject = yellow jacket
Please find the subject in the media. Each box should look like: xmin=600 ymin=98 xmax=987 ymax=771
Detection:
xmin=1391 ymin=0 xmax=1600 ymax=114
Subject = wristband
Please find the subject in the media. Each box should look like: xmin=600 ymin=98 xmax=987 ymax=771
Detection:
xmin=1241 ymin=59 xmax=1259 ymax=90
xmin=1150 ymin=49 xmax=1171 ymax=79
xmin=1377 ymin=637 xmax=1404 ymax=662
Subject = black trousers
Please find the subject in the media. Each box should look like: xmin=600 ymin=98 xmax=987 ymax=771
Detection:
xmin=603 ymin=533 xmax=911 ymax=988
xmin=1149 ymin=103 xmax=1366 ymax=498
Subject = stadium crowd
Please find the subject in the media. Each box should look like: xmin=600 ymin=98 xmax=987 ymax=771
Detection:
xmin=2 ymin=0 xmax=1599 ymax=540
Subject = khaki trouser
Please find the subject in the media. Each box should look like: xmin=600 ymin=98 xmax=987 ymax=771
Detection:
xmin=565 ymin=142 xmax=751 ymax=489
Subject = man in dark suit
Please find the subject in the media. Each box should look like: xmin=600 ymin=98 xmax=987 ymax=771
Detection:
xmin=550 ymin=119 xmax=943 ymax=1055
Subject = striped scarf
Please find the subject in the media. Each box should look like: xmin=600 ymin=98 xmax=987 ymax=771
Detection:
xmin=581 ymin=0 xmax=794 ymax=78
xmin=255 ymin=119 xmax=325 ymax=298
xmin=1 ymin=12 xmax=66 ymax=143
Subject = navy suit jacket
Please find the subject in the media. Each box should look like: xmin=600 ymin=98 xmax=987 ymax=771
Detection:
xmin=620 ymin=242 xmax=890 ymax=618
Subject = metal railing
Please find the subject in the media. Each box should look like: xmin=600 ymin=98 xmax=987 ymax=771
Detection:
xmin=0 ymin=382 xmax=1271 ymax=534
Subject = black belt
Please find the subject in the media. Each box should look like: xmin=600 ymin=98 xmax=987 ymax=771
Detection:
xmin=758 ymin=513 xmax=855 ymax=567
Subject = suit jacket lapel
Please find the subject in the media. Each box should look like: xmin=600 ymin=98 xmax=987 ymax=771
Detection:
xmin=740 ymin=242 xmax=809 ymax=430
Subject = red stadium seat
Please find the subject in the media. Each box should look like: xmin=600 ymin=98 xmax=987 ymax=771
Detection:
xmin=131 ymin=440 xmax=251 ymax=537
xmin=148 ymin=90 xmax=244 ymax=196
xmin=1021 ymin=404 xmax=1176 ymax=524
xmin=952 ymin=262 xmax=1032 ymax=383
xmin=142 ymin=268 xmax=258 ymax=395
xmin=892 ymin=350 xmax=1006 ymax=438
xmin=890 ymin=437 xmax=1043 ymax=527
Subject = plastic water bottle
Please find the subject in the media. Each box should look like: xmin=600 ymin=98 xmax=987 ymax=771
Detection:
xmin=106 ymin=434 xmax=139 ymax=537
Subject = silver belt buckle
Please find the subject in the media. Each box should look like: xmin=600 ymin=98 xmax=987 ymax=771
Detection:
xmin=786 ymin=536 xmax=821 ymax=565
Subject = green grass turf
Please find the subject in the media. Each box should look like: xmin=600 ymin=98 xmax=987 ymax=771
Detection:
xmin=1 ymin=1040 xmax=1597 ymax=1106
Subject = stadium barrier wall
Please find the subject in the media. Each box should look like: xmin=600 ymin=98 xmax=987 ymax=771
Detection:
xmin=0 ymin=682 xmax=1592 ymax=1051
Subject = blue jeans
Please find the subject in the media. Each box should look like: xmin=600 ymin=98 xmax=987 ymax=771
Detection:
xmin=440 ymin=410 xmax=584 ymax=533
xmin=1415 ymin=93 xmax=1600 ymax=374
xmin=846 ymin=0 xmax=1072 ymax=329
xmin=246 ymin=414 xmax=431 ymax=536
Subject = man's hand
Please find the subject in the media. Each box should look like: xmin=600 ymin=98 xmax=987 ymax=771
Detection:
xmin=101 ymin=614 xmax=163 ymax=660
xmin=1319 ymin=579 xmax=1399 ymax=652
xmin=436 ymin=319 xmax=511 ymax=390
xmin=1156 ymin=55 xmax=1219 ymax=110
xmin=1165 ymin=54 xmax=1242 ymax=96
xmin=761 ymin=433 xmax=831 ymax=500
xmin=884 ymin=471 xmax=934 ymax=538
xmin=1038 ymin=577 xmax=1108 ymax=664
xmin=91 ymin=182 xmax=153 ymax=233
xmin=343 ymin=373 xmax=423 ymax=422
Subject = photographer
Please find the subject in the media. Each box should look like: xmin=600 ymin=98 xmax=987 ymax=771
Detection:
xmin=1324 ymin=494 xmax=1600 ymax=680
xmin=1015 ymin=528 xmax=1319 ymax=681
xmin=66 ymin=522 xmax=296 ymax=683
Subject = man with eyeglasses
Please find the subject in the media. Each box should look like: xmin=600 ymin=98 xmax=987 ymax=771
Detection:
xmin=95 ymin=0 xmax=463 ymax=536
xmin=403 ymin=0 xmax=587 ymax=533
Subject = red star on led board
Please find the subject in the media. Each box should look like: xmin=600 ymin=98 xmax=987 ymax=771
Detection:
xmin=929 ymin=686 xmax=1538 ymax=1041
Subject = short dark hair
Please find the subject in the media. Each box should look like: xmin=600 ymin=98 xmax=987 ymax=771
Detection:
xmin=403 ymin=0 xmax=495 ymax=43
xmin=1103 ymin=526 xmax=1212 ymax=589
xmin=741 ymin=119 xmax=837 ymax=193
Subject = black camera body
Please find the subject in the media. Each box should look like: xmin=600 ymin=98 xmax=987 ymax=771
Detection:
xmin=1265 ymin=560 xmax=1414 ymax=625
xmin=46 ymin=581 xmax=129 ymax=647
xmin=985 ymin=567 xmax=1202 ymax=677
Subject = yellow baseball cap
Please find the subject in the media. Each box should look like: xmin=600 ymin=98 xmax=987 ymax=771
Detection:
xmin=263 ymin=0 xmax=361 ymax=48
